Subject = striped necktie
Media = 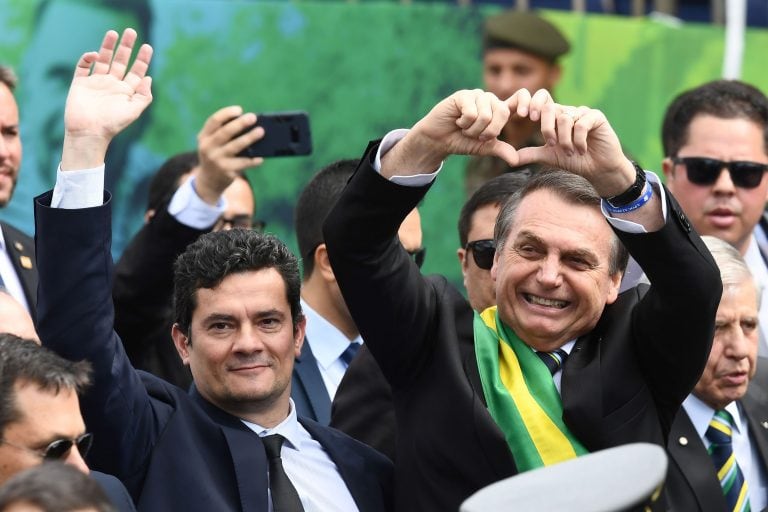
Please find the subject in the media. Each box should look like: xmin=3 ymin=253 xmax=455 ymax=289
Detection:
xmin=706 ymin=409 xmax=752 ymax=512
xmin=536 ymin=349 xmax=568 ymax=376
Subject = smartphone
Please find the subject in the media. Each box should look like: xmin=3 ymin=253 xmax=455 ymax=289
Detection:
xmin=236 ymin=111 xmax=312 ymax=158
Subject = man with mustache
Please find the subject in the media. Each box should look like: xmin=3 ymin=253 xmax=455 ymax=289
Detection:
xmin=662 ymin=80 xmax=768 ymax=354
xmin=665 ymin=236 xmax=768 ymax=511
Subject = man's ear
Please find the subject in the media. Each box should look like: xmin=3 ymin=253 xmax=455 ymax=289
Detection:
xmin=661 ymin=157 xmax=675 ymax=186
xmin=547 ymin=63 xmax=562 ymax=89
xmin=171 ymin=324 xmax=191 ymax=365
xmin=315 ymin=244 xmax=336 ymax=283
xmin=293 ymin=315 xmax=307 ymax=358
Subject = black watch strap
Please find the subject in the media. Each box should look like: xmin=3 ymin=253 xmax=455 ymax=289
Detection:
xmin=606 ymin=162 xmax=646 ymax=208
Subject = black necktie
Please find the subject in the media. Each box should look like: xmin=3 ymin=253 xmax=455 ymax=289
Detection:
xmin=536 ymin=349 xmax=568 ymax=376
xmin=340 ymin=342 xmax=361 ymax=367
xmin=261 ymin=434 xmax=304 ymax=512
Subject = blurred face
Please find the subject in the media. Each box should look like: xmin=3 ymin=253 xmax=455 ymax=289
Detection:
xmin=172 ymin=269 xmax=305 ymax=422
xmin=694 ymin=280 xmax=759 ymax=410
xmin=0 ymin=294 xmax=39 ymax=342
xmin=483 ymin=48 xmax=560 ymax=100
xmin=664 ymin=115 xmax=768 ymax=254
xmin=0 ymin=83 xmax=21 ymax=207
xmin=458 ymin=203 xmax=499 ymax=312
xmin=492 ymin=190 xmax=621 ymax=351
xmin=214 ymin=177 xmax=256 ymax=231
xmin=0 ymin=384 xmax=88 ymax=485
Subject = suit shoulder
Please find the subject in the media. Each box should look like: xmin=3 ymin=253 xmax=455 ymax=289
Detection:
xmin=302 ymin=418 xmax=392 ymax=467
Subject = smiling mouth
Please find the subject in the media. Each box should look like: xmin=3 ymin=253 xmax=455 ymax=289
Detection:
xmin=523 ymin=293 xmax=569 ymax=309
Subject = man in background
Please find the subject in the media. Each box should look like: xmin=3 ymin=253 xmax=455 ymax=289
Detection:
xmin=465 ymin=9 xmax=569 ymax=195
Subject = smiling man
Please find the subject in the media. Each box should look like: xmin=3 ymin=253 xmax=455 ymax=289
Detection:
xmin=324 ymin=88 xmax=721 ymax=511
xmin=35 ymin=28 xmax=391 ymax=511
xmin=662 ymin=80 xmax=768 ymax=354
xmin=666 ymin=236 xmax=768 ymax=512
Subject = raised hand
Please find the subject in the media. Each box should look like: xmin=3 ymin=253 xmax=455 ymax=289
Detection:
xmin=193 ymin=106 xmax=264 ymax=205
xmin=380 ymin=88 xmax=551 ymax=178
xmin=61 ymin=28 xmax=153 ymax=171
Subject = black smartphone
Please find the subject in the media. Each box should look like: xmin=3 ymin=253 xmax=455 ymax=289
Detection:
xmin=236 ymin=111 xmax=312 ymax=158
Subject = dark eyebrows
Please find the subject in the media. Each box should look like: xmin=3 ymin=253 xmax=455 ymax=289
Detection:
xmin=514 ymin=231 xmax=544 ymax=246
xmin=514 ymin=231 xmax=600 ymax=265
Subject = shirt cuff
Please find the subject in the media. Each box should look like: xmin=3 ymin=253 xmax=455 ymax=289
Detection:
xmin=373 ymin=128 xmax=443 ymax=186
xmin=167 ymin=177 xmax=226 ymax=230
xmin=602 ymin=171 xmax=667 ymax=233
xmin=51 ymin=165 xmax=105 ymax=209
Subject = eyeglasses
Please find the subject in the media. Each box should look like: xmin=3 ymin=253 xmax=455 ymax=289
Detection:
xmin=466 ymin=239 xmax=496 ymax=270
xmin=407 ymin=247 xmax=426 ymax=268
xmin=214 ymin=215 xmax=266 ymax=232
xmin=672 ymin=157 xmax=768 ymax=189
xmin=1 ymin=432 xmax=93 ymax=461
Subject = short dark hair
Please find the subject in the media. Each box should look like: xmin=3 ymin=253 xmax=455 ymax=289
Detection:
xmin=0 ymin=65 xmax=17 ymax=91
xmin=295 ymin=159 xmax=358 ymax=279
xmin=173 ymin=230 xmax=303 ymax=337
xmin=146 ymin=151 xmax=198 ymax=212
xmin=458 ymin=172 xmax=531 ymax=247
xmin=494 ymin=170 xmax=629 ymax=276
xmin=661 ymin=80 xmax=768 ymax=157
xmin=0 ymin=334 xmax=91 ymax=439
xmin=0 ymin=462 xmax=115 ymax=512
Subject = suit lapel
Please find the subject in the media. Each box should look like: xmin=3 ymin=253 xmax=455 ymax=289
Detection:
xmin=190 ymin=388 xmax=269 ymax=511
xmin=561 ymin=332 xmax=603 ymax=450
xmin=0 ymin=222 xmax=37 ymax=315
xmin=294 ymin=337 xmax=332 ymax=424
xmin=741 ymin=374 xmax=768 ymax=474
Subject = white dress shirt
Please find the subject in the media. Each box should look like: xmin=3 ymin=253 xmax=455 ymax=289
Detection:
xmin=242 ymin=399 xmax=359 ymax=512
xmin=0 ymin=225 xmax=31 ymax=312
xmin=301 ymin=299 xmax=363 ymax=399
xmin=683 ymin=394 xmax=768 ymax=511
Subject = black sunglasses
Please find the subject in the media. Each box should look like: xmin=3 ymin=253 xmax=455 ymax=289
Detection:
xmin=2 ymin=432 xmax=93 ymax=461
xmin=465 ymin=239 xmax=495 ymax=270
xmin=407 ymin=247 xmax=427 ymax=268
xmin=672 ymin=157 xmax=768 ymax=189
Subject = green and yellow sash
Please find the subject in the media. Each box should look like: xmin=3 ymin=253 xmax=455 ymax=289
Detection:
xmin=474 ymin=306 xmax=588 ymax=471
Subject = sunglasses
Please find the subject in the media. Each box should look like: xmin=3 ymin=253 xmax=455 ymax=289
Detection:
xmin=672 ymin=157 xmax=768 ymax=189
xmin=1 ymin=432 xmax=93 ymax=461
xmin=466 ymin=239 xmax=496 ymax=270
xmin=215 ymin=215 xmax=266 ymax=231
xmin=407 ymin=247 xmax=427 ymax=268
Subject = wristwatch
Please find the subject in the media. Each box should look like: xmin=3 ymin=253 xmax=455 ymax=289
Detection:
xmin=606 ymin=162 xmax=646 ymax=208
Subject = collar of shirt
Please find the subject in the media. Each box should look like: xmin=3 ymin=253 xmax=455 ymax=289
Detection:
xmin=683 ymin=393 xmax=744 ymax=440
xmin=240 ymin=398 xmax=304 ymax=451
xmin=0 ymin=224 xmax=5 ymax=253
xmin=300 ymin=299 xmax=362 ymax=370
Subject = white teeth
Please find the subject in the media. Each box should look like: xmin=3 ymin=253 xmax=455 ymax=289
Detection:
xmin=525 ymin=294 xmax=568 ymax=308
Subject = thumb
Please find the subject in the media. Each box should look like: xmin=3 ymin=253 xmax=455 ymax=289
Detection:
xmin=515 ymin=145 xmax=552 ymax=168
xmin=490 ymin=140 xmax=520 ymax=168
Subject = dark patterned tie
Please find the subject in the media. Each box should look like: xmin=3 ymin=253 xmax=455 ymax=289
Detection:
xmin=340 ymin=342 xmax=361 ymax=367
xmin=262 ymin=434 xmax=305 ymax=512
xmin=536 ymin=349 xmax=568 ymax=376
xmin=705 ymin=409 xmax=751 ymax=512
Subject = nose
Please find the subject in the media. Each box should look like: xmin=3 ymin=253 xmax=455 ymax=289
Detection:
xmin=64 ymin=445 xmax=90 ymax=475
xmin=712 ymin=165 xmax=736 ymax=194
xmin=537 ymin=255 xmax=562 ymax=288
xmin=232 ymin=325 xmax=264 ymax=354
xmin=723 ymin=326 xmax=753 ymax=360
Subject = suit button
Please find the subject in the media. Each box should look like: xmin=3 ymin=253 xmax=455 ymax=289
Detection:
xmin=678 ymin=436 xmax=688 ymax=446
xmin=761 ymin=421 xmax=768 ymax=429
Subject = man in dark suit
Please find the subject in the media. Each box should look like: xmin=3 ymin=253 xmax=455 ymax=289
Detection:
xmin=292 ymin=159 xmax=423 ymax=424
xmin=324 ymin=88 xmax=721 ymax=510
xmin=0 ymin=66 xmax=37 ymax=316
xmin=0 ymin=335 xmax=136 ymax=512
xmin=666 ymin=236 xmax=768 ymax=511
xmin=35 ymin=28 xmax=391 ymax=511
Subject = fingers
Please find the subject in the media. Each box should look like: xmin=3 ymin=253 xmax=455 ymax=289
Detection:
xmin=197 ymin=106 xmax=265 ymax=176
xmin=124 ymin=43 xmax=153 ymax=90
xmin=108 ymin=28 xmax=137 ymax=79
xmin=73 ymin=52 xmax=99 ymax=78
xmin=541 ymin=103 xmax=597 ymax=155
xmin=91 ymin=30 xmax=119 ymax=75
xmin=454 ymin=90 xmax=509 ymax=141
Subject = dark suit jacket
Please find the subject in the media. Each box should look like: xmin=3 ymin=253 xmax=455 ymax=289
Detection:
xmin=331 ymin=344 xmax=397 ymax=461
xmin=34 ymin=191 xmax=393 ymax=512
xmin=323 ymin=144 xmax=722 ymax=512
xmin=0 ymin=221 xmax=37 ymax=318
xmin=292 ymin=337 xmax=333 ymax=424
xmin=113 ymin=206 xmax=201 ymax=388
xmin=92 ymin=471 xmax=137 ymax=512
xmin=666 ymin=358 xmax=768 ymax=511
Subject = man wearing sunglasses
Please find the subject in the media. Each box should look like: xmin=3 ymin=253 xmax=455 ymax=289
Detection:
xmin=0 ymin=335 xmax=135 ymax=512
xmin=662 ymin=80 xmax=768 ymax=354
xmin=293 ymin=159 xmax=423 ymax=425
xmin=113 ymin=108 xmax=262 ymax=389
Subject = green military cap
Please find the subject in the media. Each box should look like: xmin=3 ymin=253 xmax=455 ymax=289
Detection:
xmin=483 ymin=10 xmax=570 ymax=62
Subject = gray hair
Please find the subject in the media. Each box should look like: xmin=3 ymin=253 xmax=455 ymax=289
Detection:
xmin=701 ymin=235 xmax=761 ymax=305
xmin=494 ymin=169 xmax=629 ymax=276
xmin=0 ymin=65 xmax=17 ymax=91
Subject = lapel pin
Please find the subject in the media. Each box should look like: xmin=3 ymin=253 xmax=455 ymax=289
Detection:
xmin=678 ymin=436 xmax=688 ymax=446
xmin=19 ymin=256 xmax=32 ymax=270
xmin=13 ymin=242 xmax=22 ymax=252
xmin=761 ymin=421 xmax=768 ymax=429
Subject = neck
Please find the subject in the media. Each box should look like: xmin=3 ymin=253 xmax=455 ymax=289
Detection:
xmin=301 ymin=277 xmax=359 ymax=340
